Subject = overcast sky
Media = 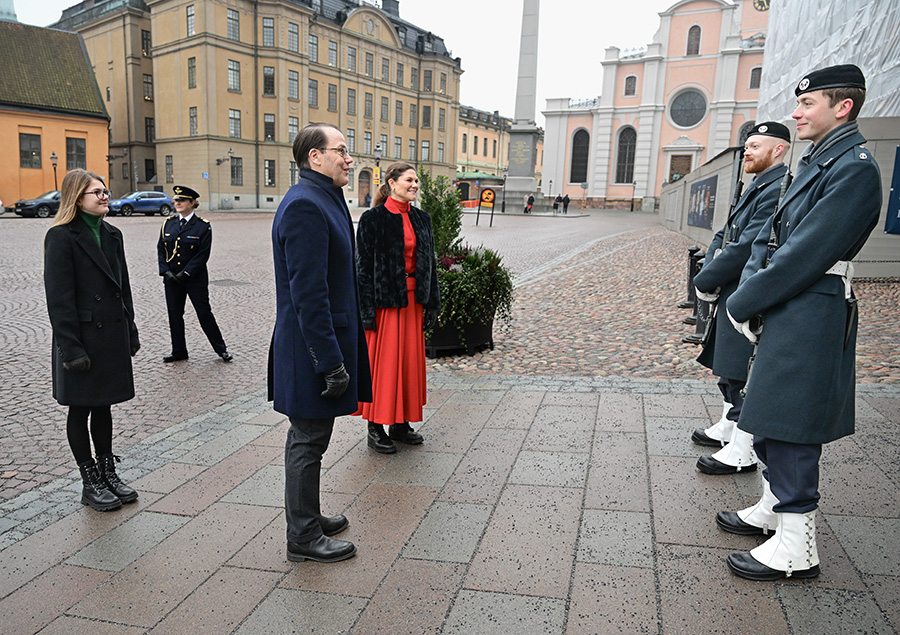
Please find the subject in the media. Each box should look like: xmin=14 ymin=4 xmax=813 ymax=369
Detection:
xmin=16 ymin=0 xmax=678 ymax=126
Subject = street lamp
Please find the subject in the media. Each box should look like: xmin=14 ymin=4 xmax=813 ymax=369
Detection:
xmin=50 ymin=152 xmax=58 ymax=190
xmin=373 ymin=144 xmax=383 ymax=203
xmin=630 ymin=180 xmax=637 ymax=212
xmin=549 ymin=179 xmax=553 ymax=197
xmin=501 ymin=167 xmax=508 ymax=213
xmin=214 ymin=148 xmax=234 ymax=209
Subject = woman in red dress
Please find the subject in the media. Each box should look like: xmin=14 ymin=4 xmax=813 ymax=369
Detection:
xmin=355 ymin=163 xmax=440 ymax=453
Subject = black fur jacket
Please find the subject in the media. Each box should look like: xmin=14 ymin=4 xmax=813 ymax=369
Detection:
xmin=356 ymin=202 xmax=441 ymax=323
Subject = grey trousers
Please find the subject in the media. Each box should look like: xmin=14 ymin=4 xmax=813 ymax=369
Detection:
xmin=285 ymin=416 xmax=334 ymax=542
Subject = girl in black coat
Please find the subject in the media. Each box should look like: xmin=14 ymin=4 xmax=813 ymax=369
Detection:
xmin=355 ymin=162 xmax=440 ymax=453
xmin=44 ymin=169 xmax=140 ymax=511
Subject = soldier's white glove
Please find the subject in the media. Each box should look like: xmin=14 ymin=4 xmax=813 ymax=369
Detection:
xmin=695 ymin=287 xmax=719 ymax=303
xmin=726 ymin=307 xmax=760 ymax=344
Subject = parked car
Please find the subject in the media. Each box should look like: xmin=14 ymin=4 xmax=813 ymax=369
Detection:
xmin=108 ymin=191 xmax=173 ymax=216
xmin=14 ymin=191 xmax=61 ymax=218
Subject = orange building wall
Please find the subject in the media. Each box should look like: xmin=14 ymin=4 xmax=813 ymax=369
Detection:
xmin=0 ymin=110 xmax=109 ymax=205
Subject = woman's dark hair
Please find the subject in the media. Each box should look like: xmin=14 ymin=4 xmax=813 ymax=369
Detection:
xmin=293 ymin=123 xmax=340 ymax=169
xmin=373 ymin=162 xmax=416 ymax=206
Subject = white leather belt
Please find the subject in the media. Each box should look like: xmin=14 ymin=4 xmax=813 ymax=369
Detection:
xmin=825 ymin=260 xmax=854 ymax=299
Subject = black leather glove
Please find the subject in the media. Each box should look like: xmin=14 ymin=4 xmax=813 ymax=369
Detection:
xmin=63 ymin=355 xmax=91 ymax=372
xmin=163 ymin=271 xmax=177 ymax=284
xmin=131 ymin=342 xmax=141 ymax=357
xmin=363 ymin=318 xmax=376 ymax=332
xmin=320 ymin=363 xmax=350 ymax=399
xmin=174 ymin=271 xmax=189 ymax=285
xmin=424 ymin=308 xmax=439 ymax=331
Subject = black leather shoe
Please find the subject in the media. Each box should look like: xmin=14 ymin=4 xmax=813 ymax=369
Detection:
xmin=367 ymin=422 xmax=396 ymax=454
xmin=726 ymin=551 xmax=820 ymax=581
xmin=286 ymin=535 xmax=356 ymax=563
xmin=697 ymin=455 xmax=758 ymax=475
xmin=163 ymin=352 xmax=189 ymax=363
xmin=691 ymin=428 xmax=726 ymax=447
xmin=219 ymin=351 xmax=233 ymax=362
xmin=318 ymin=514 xmax=349 ymax=536
xmin=716 ymin=510 xmax=767 ymax=535
xmin=388 ymin=422 xmax=424 ymax=445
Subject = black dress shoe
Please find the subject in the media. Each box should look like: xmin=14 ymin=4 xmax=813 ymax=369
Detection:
xmin=220 ymin=351 xmax=233 ymax=362
xmin=163 ymin=352 xmax=189 ymax=363
xmin=697 ymin=455 xmax=758 ymax=475
xmin=388 ymin=421 xmax=424 ymax=445
xmin=716 ymin=510 xmax=767 ymax=535
xmin=691 ymin=428 xmax=726 ymax=447
xmin=318 ymin=514 xmax=349 ymax=536
xmin=726 ymin=551 xmax=820 ymax=581
xmin=286 ymin=535 xmax=356 ymax=563
xmin=367 ymin=422 xmax=396 ymax=454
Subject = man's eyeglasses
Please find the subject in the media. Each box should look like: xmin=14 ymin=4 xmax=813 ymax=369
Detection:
xmin=319 ymin=147 xmax=351 ymax=158
xmin=85 ymin=189 xmax=111 ymax=199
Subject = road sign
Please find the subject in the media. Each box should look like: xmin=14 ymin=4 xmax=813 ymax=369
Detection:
xmin=480 ymin=188 xmax=495 ymax=208
xmin=373 ymin=166 xmax=381 ymax=188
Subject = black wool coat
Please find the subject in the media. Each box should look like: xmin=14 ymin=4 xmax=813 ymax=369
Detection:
xmin=356 ymin=203 xmax=441 ymax=324
xmin=44 ymin=215 xmax=140 ymax=406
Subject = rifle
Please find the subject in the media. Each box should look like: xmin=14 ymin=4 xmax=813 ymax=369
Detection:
xmin=742 ymin=132 xmax=796 ymax=396
xmin=699 ymin=147 xmax=746 ymax=347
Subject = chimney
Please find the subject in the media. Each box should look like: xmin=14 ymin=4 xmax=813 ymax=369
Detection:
xmin=381 ymin=0 xmax=399 ymax=16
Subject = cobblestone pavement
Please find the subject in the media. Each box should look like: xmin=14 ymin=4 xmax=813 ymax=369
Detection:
xmin=1 ymin=211 xmax=898 ymax=499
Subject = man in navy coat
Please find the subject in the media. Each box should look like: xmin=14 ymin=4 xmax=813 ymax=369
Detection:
xmin=270 ymin=123 xmax=372 ymax=563
xmin=691 ymin=122 xmax=791 ymax=476
xmin=719 ymin=65 xmax=882 ymax=581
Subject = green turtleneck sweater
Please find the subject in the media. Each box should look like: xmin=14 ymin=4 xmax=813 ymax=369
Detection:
xmin=79 ymin=211 xmax=103 ymax=246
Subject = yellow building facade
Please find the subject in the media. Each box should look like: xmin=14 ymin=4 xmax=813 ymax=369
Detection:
xmin=58 ymin=0 xmax=461 ymax=209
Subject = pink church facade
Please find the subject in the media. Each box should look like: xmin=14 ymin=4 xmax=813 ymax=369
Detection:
xmin=542 ymin=0 xmax=769 ymax=209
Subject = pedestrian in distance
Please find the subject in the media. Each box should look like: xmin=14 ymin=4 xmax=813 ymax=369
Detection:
xmin=553 ymin=194 xmax=562 ymax=214
xmin=562 ymin=194 xmax=570 ymax=214
xmin=43 ymin=169 xmax=140 ymax=512
xmin=526 ymin=193 xmax=535 ymax=214
xmin=269 ymin=123 xmax=373 ymax=564
xmin=720 ymin=64 xmax=882 ymax=581
xmin=157 ymin=185 xmax=232 ymax=363
xmin=692 ymin=122 xmax=791 ymax=477
xmin=355 ymin=162 xmax=441 ymax=454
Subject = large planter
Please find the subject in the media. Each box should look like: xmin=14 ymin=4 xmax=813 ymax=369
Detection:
xmin=425 ymin=318 xmax=494 ymax=358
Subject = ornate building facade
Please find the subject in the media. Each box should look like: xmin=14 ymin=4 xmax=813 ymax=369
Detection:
xmin=56 ymin=0 xmax=461 ymax=208
xmin=542 ymin=0 xmax=769 ymax=209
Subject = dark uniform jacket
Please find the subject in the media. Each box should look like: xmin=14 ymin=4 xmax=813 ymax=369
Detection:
xmin=269 ymin=169 xmax=372 ymax=419
xmin=356 ymin=202 xmax=440 ymax=325
xmin=728 ymin=124 xmax=881 ymax=444
xmin=157 ymin=214 xmax=212 ymax=283
xmin=695 ymin=162 xmax=787 ymax=380
xmin=44 ymin=215 xmax=140 ymax=406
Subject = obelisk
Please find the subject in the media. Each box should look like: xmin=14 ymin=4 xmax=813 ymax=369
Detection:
xmin=505 ymin=0 xmax=541 ymax=198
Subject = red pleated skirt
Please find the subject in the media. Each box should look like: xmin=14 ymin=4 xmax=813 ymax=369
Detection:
xmin=355 ymin=284 xmax=427 ymax=425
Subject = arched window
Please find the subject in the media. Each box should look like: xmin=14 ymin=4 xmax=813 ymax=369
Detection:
xmin=570 ymin=129 xmax=590 ymax=184
xmin=686 ymin=25 xmax=701 ymax=56
xmin=615 ymin=127 xmax=637 ymax=184
xmin=624 ymin=75 xmax=637 ymax=96
xmin=738 ymin=121 xmax=756 ymax=146
xmin=749 ymin=66 xmax=762 ymax=90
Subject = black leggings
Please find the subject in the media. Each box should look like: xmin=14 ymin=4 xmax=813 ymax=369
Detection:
xmin=66 ymin=405 xmax=113 ymax=464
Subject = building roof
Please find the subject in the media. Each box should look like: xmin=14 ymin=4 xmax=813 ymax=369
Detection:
xmin=0 ymin=21 xmax=108 ymax=119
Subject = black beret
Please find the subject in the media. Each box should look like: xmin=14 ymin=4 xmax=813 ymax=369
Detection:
xmin=172 ymin=185 xmax=200 ymax=200
xmin=747 ymin=121 xmax=791 ymax=143
xmin=795 ymin=64 xmax=866 ymax=96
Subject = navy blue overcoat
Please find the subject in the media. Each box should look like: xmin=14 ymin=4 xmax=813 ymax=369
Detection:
xmin=695 ymin=163 xmax=787 ymax=381
xmin=728 ymin=127 xmax=881 ymax=444
xmin=269 ymin=169 xmax=372 ymax=419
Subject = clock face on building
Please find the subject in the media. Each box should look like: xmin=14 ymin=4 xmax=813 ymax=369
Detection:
xmin=753 ymin=0 xmax=770 ymax=11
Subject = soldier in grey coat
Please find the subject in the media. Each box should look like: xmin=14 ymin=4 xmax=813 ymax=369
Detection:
xmin=692 ymin=122 xmax=791 ymax=476
xmin=719 ymin=64 xmax=882 ymax=581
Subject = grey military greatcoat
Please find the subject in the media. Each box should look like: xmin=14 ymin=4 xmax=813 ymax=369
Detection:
xmin=727 ymin=126 xmax=881 ymax=444
xmin=695 ymin=162 xmax=788 ymax=381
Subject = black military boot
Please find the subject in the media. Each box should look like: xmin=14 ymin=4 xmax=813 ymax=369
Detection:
xmin=367 ymin=421 xmax=396 ymax=454
xmin=97 ymin=454 xmax=138 ymax=503
xmin=78 ymin=459 xmax=122 ymax=511
xmin=388 ymin=421 xmax=424 ymax=445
